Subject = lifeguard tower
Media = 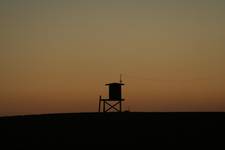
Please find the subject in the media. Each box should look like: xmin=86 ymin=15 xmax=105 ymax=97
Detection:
xmin=98 ymin=76 xmax=125 ymax=112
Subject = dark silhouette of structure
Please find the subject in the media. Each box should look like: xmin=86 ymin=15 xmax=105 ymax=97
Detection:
xmin=98 ymin=76 xmax=125 ymax=112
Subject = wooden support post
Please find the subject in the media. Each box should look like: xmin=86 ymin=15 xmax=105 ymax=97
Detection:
xmin=103 ymin=101 xmax=106 ymax=112
xmin=98 ymin=96 xmax=101 ymax=112
xmin=119 ymin=101 xmax=122 ymax=112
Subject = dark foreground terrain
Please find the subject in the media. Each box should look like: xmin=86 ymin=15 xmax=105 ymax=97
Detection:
xmin=0 ymin=112 xmax=225 ymax=148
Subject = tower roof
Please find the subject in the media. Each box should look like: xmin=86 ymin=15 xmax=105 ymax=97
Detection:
xmin=105 ymin=82 xmax=124 ymax=86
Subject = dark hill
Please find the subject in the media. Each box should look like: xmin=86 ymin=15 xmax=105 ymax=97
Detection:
xmin=0 ymin=112 xmax=225 ymax=148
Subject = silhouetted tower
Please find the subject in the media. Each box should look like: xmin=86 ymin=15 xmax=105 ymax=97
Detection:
xmin=99 ymin=75 xmax=125 ymax=112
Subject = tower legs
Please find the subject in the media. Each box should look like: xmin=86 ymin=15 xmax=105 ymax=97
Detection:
xmin=99 ymin=97 xmax=123 ymax=112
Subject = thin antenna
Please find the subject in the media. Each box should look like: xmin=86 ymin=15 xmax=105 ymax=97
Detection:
xmin=120 ymin=74 xmax=122 ymax=83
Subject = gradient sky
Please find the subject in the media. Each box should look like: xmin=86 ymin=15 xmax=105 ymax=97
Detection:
xmin=1 ymin=0 xmax=225 ymax=116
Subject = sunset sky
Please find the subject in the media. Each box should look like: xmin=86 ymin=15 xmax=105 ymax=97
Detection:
xmin=1 ymin=0 xmax=225 ymax=116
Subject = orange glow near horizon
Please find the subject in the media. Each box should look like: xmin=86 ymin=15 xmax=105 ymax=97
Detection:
xmin=1 ymin=0 xmax=225 ymax=116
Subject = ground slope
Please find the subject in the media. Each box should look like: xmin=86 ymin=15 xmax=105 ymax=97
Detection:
xmin=0 ymin=112 xmax=224 ymax=147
